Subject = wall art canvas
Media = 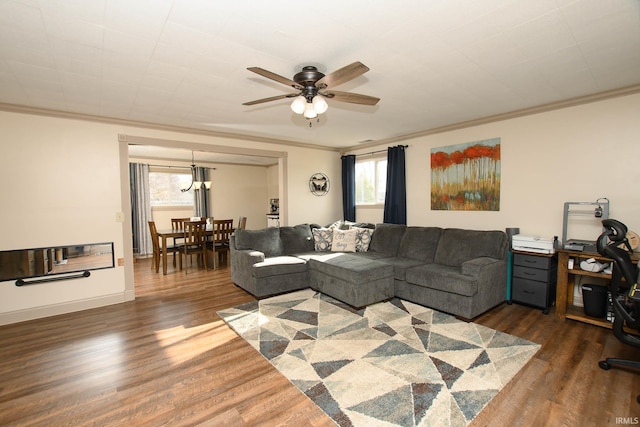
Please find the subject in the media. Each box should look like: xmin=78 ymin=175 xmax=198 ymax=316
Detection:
xmin=431 ymin=137 xmax=501 ymax=211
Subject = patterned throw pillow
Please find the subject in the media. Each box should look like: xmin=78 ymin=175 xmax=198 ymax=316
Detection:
xmin=353 ymin=227 xmax=374 ymax=252
xmin=312 ymin=228 xmax=333 ymax=251
xmin=327 ymin=220 xmax=344 ymax=229
xmin=331 ymin=228 xmax=357 ymax=252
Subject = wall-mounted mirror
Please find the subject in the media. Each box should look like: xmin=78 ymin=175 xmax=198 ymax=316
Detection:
xmin=0 ymin=242 xmax=114 ymax=282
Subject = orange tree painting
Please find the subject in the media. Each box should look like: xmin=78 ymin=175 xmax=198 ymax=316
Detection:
xmin=431 ymin=138 xmax=501 ymax=211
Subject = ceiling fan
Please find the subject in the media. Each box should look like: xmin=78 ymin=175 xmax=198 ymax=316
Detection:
xmin=242 ymin=61 xmax=380 ymax=119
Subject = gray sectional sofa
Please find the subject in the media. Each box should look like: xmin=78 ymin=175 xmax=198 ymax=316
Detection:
xmin=230 ymin=223 xmax=508 ymax=319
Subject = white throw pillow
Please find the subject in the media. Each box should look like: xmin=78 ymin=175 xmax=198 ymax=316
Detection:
xmin=331 ymin=228 xmax=357 ymax=252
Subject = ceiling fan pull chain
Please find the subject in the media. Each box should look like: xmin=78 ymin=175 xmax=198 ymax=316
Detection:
xmin=307 ymin=117 xmax=321 ymax=128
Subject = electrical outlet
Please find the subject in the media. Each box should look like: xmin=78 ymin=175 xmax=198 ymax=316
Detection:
xmin=116 ymin=212 xmax=125 ymax=222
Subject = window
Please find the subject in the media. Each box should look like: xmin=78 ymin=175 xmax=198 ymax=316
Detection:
xmin=149 ymin=171 xmax=194 ymax=206
xmin=355 ymin=157 xmax=387 ymax=205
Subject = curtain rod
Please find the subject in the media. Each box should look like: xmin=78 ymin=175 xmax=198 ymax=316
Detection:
xmin=344 ymin=144 xmax=408 ymax=158
xmin=146 ymin=164 xmax=216 ymax=170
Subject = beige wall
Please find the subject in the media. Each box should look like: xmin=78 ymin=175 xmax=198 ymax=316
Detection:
xmin=0 ymin=111 xmax=341 ymax=324
xmin=208 ymin=162 xmax=270 ymax=230
xmin=0 ymin=112 xmax=129 ymax=324
xmin=2 ymin=92 xmax=637 ymax=324
xmin=151 ymin=207 xmax=194 ymax=230
xmin=352 ymin=93 xmax=640 ymax=240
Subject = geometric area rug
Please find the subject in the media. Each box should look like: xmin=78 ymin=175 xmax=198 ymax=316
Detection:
xmin=218 ymin=289 xmax=540 ymax=427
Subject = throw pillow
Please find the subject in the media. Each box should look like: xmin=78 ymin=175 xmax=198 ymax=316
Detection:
xmin=327 ymin=220 xmax=344 ymax=229
xmin=280 ymin=224 xmax=314 ymax=255
xmin=312 ymin=228 xmax=333 ymax=251
xmin=331 ymin=228 xmax=357 ymax=252
xmin=353 ymin=227 xmax=374 ymax=252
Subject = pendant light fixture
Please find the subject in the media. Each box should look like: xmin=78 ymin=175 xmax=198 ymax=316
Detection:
xmin=181 ymin=151 xmax=212 ymax=192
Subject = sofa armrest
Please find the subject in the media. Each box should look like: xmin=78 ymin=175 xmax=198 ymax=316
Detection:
xmin=235 ymin=249 xmax=265 ymax=269
xmin=230 ymin=240 xmax=266 ymax=286
xmin=461 ymin=257 xmax=502 ymax=276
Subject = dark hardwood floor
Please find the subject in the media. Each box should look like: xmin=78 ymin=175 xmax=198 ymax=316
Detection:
xmin=1 ymin=258 xmax=639 ymax=426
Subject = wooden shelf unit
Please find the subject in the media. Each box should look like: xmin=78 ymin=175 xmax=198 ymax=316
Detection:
xmin=555 ymin=248 xmax=639 ymax=328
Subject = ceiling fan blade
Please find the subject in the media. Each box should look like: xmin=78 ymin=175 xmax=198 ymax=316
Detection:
xmin=243 ymin=93 xmax=300 ymax=106
xmin=247 ymin=67 xmax=304 ymax=90
xmin=322 ymin=90 xmax=380 ymax=106
xmin=316 ymin=62 xmax=370 ymax=89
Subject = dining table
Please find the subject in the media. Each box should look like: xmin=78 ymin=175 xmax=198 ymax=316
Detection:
xmin=156 ymin=225 xmax=213 ymax=275
xmin=156 ymin=222 xmax=234 ymax=275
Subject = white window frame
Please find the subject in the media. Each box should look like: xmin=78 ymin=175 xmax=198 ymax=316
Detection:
xmin=148 ymin=167 xmax=195 ymax=208
xmin=355 ymin=155 xmax=387 ymax=207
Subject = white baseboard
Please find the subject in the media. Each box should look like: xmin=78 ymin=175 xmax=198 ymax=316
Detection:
xmin=0 ymin=293 xmax=129 ymax=326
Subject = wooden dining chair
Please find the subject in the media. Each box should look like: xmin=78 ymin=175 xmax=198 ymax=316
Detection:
xmin=171 ymin=218 xmax=190 ymax=228
xmin=171 ymin=217 xmax=190 ymax=246
xmin=237 ymin=216 xmax=247 ymax=230
xmin=148 ymin=221 xmax=180 ymax=273
xmin=180 ymin=220 xmax=208 ymax=274
xmin=209 ymin=219 xmax=234 ymax=269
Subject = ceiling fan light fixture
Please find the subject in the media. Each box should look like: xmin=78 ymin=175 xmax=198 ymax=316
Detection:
xmin=312 ymin=95 xmax=328 ymax=114
xmin=245 ymin=62 xmax=377 ymax=121
xmin=290 ymin=95 xmax=306 ymax=114
xmin=303 ymin=102 xmax=318 ymax=119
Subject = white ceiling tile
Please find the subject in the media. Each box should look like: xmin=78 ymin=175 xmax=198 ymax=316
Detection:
xmin=104 ymin=0 xmax=172 ymax=40
xmin=23 ymin=83 xmax=66 ymax=109
xmin=0 ymin=0 xmax=43 ymax=30
xmin=139 ymin=75 xmax=181 ymax=95
xmin=8 ymin=60 xmax=59 ymax=84
xmin=0 ymin=70 xmax=27 ymax=104
xmin=103 ymin=29 xmax=155 ymax=60
xmin=151 ymin=42 xmax=201 ymax=70
xmin=158 ymin=21 xmax=214 ymax=55
xmin=36 ymin=0 xmax=106 ymax=25
xmin=168 ymin=0 xmax=245 ymax=35
xmin=506 ymin=11 xmax=577 ymax=60
xmin=42 ymin=13 xmax=105 ymax=49
xmin=1 ymin=44 xmax=56 ymax=71
xmin=49 ymin=40 xmax=102 ymax=77
xmin=60 ymin=71 xmax=101 ymax=98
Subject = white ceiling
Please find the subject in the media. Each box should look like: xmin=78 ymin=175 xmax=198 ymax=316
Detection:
xmin=1 ymin=0 xmax=639 ymax=156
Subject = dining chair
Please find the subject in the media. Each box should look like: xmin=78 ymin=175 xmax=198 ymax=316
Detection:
xmin=204 ymin=217 xmax=215 ymax=245
xmin=148 ymin=221 xmax=180 ymax=273
xmin=180 ymin=220 xmax=209 ymax=274
xmin=237 ymin=216 xmax=247 ymax=230
xmin=171 ymin=218 xmax=190 ymax=229
xmin=171 ymin=217 xmax=190 ymax=246
xmin=209 ymin=219 xmax=234 ymax=269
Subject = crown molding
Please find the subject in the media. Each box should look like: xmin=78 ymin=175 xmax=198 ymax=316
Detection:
xmin=343 ymin=84 xmax=640 ymax=153
xmin=3 ymin=83 xmax=639 ymax=156
xmin=0 ymin=102 xmax=339 ymax=152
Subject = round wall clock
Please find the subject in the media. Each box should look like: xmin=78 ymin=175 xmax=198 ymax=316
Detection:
xmin=309 ymin=173 xmax=330 ymax=196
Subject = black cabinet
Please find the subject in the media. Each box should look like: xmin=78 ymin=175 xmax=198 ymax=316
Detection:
xmin=512 ymin=252 xmax=557 ymax=314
